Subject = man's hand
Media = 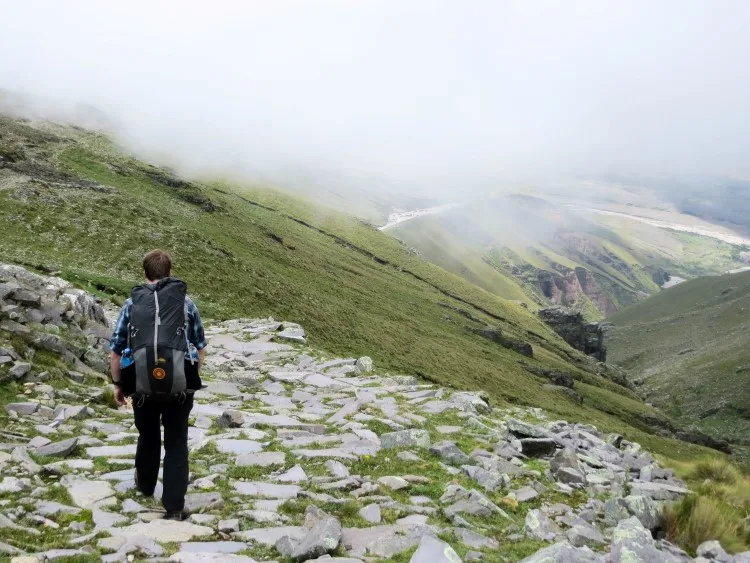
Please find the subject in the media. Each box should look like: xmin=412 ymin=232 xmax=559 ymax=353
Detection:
xmin=114 ymin=386 xmax=127 ymax=407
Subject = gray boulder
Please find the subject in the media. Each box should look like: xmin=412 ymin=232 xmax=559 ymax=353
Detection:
xmin=519 ymin=541 xmax=605 ymax=562
xmin=276 ymin=505 xmax=342 ymax=561
xmin=355 ymin=356 xmax=374 ymax=373
xmin=9 ymin=362 xmax=31 ymax=379
xmin=566 ymin=523 xmax=605 ymax=548
xmin=525 ymin=508 xmax=561 ymax=541
xmin=610 ymin=516 xmax=678 ymax=563
xmin=696 ymin=540 xmax=732 ymax=562
xmin=381 ymin=430 xmax=431 ymax=449
xmin=622 ymin=495 xmax=661 ymax=531
xmin=520 ymin=438 xmax=557 ymax=457
xmin=35 ymin=438 xmax=78 ymax=457
xmin=217 ymin=410 xmax=245 ymax=428
xmin=431 ymin=441 xmax=471 ymax=465
xmin=409 ymin=535 xmax=462 ymax=562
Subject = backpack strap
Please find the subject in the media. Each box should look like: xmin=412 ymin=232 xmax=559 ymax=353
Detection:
xmin=184 ymin=298 xmax=195 ymax=366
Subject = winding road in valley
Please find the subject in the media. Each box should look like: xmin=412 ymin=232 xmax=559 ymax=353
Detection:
xmin=570 ymin=206 xmax=750 ymax=248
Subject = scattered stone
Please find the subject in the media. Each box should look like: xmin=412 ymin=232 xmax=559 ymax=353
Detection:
xmin=378 ymin=476 xmax=409 ymax=490
xmin=276 ymin=505 xmax=342 ymax=561
xmin=622 ymin=495 xmax=661 ymax=531
xmin=185 ymin=493 xmax=225 ymax=513
xmin=63 ymin=476 xmax=116 ymax=509
xmin=359 ymin=504 xmax=382 ymax=523
xmin=276 ymin=465 xmax=308 ymax=483
xmin=233 ymin=481 xmax=300 ymax=499
xmin=217 ymin=410 xmax=245 ymax=428
xmin=567 ymin=523 xmax=606 ymax=548
xmin=325 ymin=459 xmax=349 ymax=478
xmin=216 ymin=439 xmax=263 ymax=455
xmin=236 ymin=452 xmax=285 ymax=467
xmin=381 ymin=429 xmax=431 ymax=449
xmin=9 ymin=362 xmax=31 ymax=379
xmin=35 ymin=437 xmax=78 ymax=457
xmin=409 ymin=534 xmax=462 ymax=563
xmin=696 ymin=540 xmax=732 ymax=562
xmin=5 ymin=402 xmax=39 ymax=416
xmin=355 ymin=357 xmax=374 ymax=373
xmin=430 ymin=441 xmax=471 ymax=465
xmin=519 ymin=541 xmax=603 ymax=562
xmin=520 ymin=438 xmax=557 ymax=457
xmin=218 ymin=519 xmax=240 ymax=533
xmin=525 ymin=508 xmax=561 ymax=541
xmin=111 ymin=520 xmax=214 ymax=542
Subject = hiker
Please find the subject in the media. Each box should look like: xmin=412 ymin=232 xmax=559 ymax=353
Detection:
xmin=109 ymin=249 xmax=206 ymax=520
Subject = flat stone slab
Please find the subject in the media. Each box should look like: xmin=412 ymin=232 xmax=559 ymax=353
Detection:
xmin=410 ymin=534 xmax=462 ymax=563
xmin=342 ymin=524 xmax=435 ymax=558
xmin=86 ymin=444 xmax=138 ymax=458
xmin=63 ymin=477 xmax=116 ymax=509
xmin=233 ymin=481 xmax=300 ymax=499
xmin=236 ymin=452 xmax=286 ymax=467
xmin=216 ymin=440 xmax=263 ymax=455
xmin=435 ymin=426 xmax=463 ymax=435
xmin=110 ymin=520 xmax=214 ymax=542
xmin=293 ymin=448 xmax=358 ymax=460
xmin=234 ymin=526 xmax=305 ymax=545
xmin=169 ymin=552 xmax=258 ymax=562
xmin=180 ymin=541 xmax=248 ymax=553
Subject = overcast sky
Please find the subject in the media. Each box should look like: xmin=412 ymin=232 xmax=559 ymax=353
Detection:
xmin=2 ymin=1 xmax=750 ymax=197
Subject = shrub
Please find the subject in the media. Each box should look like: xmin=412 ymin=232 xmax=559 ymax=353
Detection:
xmin=663 ymin=494 xmax=745 ymax=554
xmin=687 ymin=458 xmax=741 ymax=485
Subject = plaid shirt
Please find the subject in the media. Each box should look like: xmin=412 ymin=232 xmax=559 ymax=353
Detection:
xmin=109 ymin=295 xmax=207 ymax=360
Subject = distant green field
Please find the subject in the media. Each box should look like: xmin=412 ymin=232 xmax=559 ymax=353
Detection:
xmin=0 ymin=115 xmax=716 ymax=461
xmin=609 ymin=271 xmax=750 ymax=446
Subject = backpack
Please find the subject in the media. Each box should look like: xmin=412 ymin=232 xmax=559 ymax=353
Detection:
xmin=128 ymin=277 xmax=189 ymax=400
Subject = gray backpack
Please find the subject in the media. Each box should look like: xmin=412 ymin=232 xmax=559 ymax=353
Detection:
xmin=129 ymin=277 xmax=189 ymax=399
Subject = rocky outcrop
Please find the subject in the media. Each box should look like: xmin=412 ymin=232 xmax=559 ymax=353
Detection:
xmin=0 ymin=264 xmax=112 ymax=383
xmin=535 ymin=266 xmax=618 ymax=318
xmin=538 ymin=306 xmax=608 ymax=361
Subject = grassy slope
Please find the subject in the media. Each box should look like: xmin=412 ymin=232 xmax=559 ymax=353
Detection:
xmin=0 ymin=116 xmax=713 ymax=461
xmin=389 ymin=217 xmax=535 ymax=306
xmin=390 ymin=197 xmax=745 ymax=321
xmin=609 ymin=271 xmax=750 ymax=446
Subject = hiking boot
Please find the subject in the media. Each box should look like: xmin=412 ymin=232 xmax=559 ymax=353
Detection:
xmin=134 ymin=470 xmax=153 ymax=498
xmin=163 ymin=510 xmax=188 ymax=521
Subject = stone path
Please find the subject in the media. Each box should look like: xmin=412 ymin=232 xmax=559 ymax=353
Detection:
xmin=1 ymin=264 xmax=749 ymax=562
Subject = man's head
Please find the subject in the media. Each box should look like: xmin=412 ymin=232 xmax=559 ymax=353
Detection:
xmin=143 ymin=249 xmax=172 ymax=282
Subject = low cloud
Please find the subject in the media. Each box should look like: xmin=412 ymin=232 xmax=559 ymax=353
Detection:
xmin=2 ymin=1 xmax=750 ymax=200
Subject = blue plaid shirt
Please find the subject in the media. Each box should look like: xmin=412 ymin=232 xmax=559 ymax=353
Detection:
xmin=109 ymin=295 xmax=207 ymax=361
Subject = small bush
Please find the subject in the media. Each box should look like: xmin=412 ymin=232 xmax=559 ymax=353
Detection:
xmin=663 ymin=495 xmax=744 ymax=554
xmin=687 ymin=458 xmax=741 ymax=484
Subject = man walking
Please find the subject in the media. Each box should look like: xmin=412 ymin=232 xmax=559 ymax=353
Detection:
xmin=109 ymin=250 xmax=206 ymax=520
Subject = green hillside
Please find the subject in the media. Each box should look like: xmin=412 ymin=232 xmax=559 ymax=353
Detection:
xmin=0 ymin=114 xmax=715 ymax=461
xmin=390 ymin=195 xmax=743 ymax=319
xmin=609 ymin=271 xmax=750 ymax=450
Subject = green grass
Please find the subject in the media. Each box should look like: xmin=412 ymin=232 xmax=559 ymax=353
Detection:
xmin=0 ymin=114 xmax=718 ymax=462
xmin=609 ymin=270 xmax=750 ymax=446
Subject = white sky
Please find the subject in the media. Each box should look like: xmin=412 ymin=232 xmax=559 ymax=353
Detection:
xmin=2 ymin=1 xmax=750 ymax=196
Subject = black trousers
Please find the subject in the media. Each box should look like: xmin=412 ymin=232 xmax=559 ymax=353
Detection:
xmin=132 ymin=395 xmax=194 ymax=512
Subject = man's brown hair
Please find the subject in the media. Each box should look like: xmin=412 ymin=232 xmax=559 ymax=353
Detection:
xmin=143 ymin=249 xmax=172 ymax=281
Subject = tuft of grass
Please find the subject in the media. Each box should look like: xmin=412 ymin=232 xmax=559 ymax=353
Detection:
xmin=686 ymin=458 xmax=742 ymax=485
xmin=661 ymin=456 xmax=750 ymax=554
xmin=662 ymin=495 xmax=746 ymax=554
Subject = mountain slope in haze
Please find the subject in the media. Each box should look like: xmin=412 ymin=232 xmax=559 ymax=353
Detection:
xmin=0 ymin=113 xmax=715 ymax=461
xmin=608 ymin=271 xmax=750 ymax=449
xmin=391 ymin=194 xmax=746 ymax=319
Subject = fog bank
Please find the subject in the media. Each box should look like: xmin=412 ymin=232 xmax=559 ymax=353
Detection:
xmin=2 ymin=1 xmax=750 ymax=198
